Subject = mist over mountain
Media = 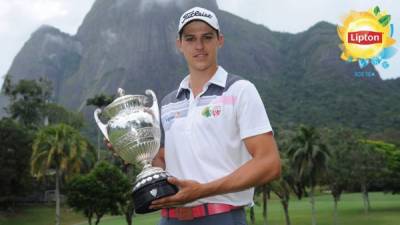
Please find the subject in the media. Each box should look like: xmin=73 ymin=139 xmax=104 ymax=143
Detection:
xmin=1 ymin=0 xmax=399 ymax=134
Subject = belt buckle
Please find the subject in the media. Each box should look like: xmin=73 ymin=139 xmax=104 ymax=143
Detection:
xmin=176 ymin=207 xmax=194 ymax=220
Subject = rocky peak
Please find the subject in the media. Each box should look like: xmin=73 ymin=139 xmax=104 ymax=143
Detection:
xmin=6 ymin=24 xmax=82 ymax=100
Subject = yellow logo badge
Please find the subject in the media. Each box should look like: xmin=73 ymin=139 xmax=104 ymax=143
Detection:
xmin=337 ymin=6 xmax=397 ymax=69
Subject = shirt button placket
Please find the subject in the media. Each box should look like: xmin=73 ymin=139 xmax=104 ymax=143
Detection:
xmin=186 ymin=90 xmax=195 ymax=131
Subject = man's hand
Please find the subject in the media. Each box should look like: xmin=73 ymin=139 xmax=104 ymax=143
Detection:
xmin=150 ymin=177 xmax=204 ymax=209
xmin=151 ymin=133 xmax=280 ymax=209
xmin=103 ymin=138 xmax=117 ymax=155
xmin=103 ymin=138 xmax=114 ymax=150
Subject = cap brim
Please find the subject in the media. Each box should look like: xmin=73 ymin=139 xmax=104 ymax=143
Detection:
xmin=178 ymin=19 xmax=219 ymax=34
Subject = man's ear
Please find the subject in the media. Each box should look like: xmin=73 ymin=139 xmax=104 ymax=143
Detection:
xmin=176 ymin=38 xmax=183 ymax=53
xmin=218 ymin=33 xmax=224 ymax=48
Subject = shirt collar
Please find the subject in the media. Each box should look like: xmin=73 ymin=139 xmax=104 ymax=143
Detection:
xmin=176 ymin=66 xmax=228 ymax=98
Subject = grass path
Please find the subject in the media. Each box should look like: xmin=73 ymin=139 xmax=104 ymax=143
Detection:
xmin=1 ymin=192 xmax=399 ymax=225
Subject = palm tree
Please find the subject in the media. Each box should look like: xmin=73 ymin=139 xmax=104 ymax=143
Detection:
xmin=320 ymin=127 xmax=355 ymax=225
xmin=287 ymin=125 xmax=329 ymax=225
xmin=86 ymin=94 xmax=114 ymax=160
xmin=261 ymin=184 xmax=270 ymax=225
xmin=31 ymin=123 xmax=91 ymax=225
xmin=270 ymin=157 xmax=295 ymax=225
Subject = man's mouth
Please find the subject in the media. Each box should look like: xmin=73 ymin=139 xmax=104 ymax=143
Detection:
xmin=194 ymin=53 xmax=208 ymax=58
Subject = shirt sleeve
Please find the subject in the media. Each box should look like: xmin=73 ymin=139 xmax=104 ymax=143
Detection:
xmin=236 ymin=81 xmax=273 ymax=139
xmin=159 ymin=105 xmax=165 ymax=148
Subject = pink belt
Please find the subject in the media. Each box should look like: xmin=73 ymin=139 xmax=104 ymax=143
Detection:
xmin=161 ymin=203 xmax=242 ymax=220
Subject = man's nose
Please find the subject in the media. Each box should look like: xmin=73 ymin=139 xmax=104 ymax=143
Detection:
xmin=195 ymin=39 xmax=204 ymax=50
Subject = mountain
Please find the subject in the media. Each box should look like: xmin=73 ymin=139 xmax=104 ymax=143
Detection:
xmin=1 ymin=0 xmax=399 ymax=135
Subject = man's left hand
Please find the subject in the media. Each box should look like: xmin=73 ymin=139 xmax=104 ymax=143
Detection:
xmin=150 ymin=177 xmax=204 ymax=209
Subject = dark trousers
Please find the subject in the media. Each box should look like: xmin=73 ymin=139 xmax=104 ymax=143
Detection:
xmin=158 ymin=208 xmax=247 ymax=225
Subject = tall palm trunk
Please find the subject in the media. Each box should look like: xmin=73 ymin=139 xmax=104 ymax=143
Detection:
xmin=310 ymin=185 xmax=316 ymax=225
xmin=281 ymin=199 xmax=291 ymax=225
xmin=333 ymin=198 xmax=338 ymax=225
xmin=125 ymin=211 xmax=133 ymax=225
xmin=55 ymin=168 xmax=61 ymax=225
xmin=361 ymin=182 xmax=370 ymax=214
xmin=97 ymin=131 xmax=100 ymax=161
xmin=250 ymin=206 xmax=255 ymax=224
xmin=263 ymin=185 xmax=268 ymax=225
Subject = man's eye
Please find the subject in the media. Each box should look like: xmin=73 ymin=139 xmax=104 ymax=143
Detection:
xmin=185 ymin=37 xmax=194 ymax=42
xmin=204 ymin=36 xmax=213 ymax=40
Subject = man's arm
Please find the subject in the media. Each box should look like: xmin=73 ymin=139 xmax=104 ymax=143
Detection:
xmin=152 ymin=147 xmax=166 ymax=170
xmin=150 ymin=132 xmax=281 ymax=208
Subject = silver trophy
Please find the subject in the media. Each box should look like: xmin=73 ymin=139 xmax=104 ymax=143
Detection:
xmin=94 ymin=88 xmax=178 ymax=214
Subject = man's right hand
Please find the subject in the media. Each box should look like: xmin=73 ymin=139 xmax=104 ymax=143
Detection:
xmin=103 ymin=138 xmax=114 ymax=151
xmin=103 ymin=138 xmax=129 ymax=165
xmin=103 ymin=138 xmax=119 ymax=157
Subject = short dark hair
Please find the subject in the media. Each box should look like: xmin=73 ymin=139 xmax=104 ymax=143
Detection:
xmin=178 ymin=20 xmax=220 ymax=40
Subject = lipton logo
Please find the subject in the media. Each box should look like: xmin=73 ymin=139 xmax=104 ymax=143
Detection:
xmin=348 ymin=31 xmax=382 ymax=45
xmin=337 ymin=6 xmax=397 ymax=69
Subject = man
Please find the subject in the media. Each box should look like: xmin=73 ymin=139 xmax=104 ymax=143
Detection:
xmin=150 ymin=6 xmax=281 ymax=225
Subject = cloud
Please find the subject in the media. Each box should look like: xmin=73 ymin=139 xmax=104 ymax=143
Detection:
xmin=0 ymin=0 xmax=95 ymax=86
xmin=0 ymin=1 xmax=68 ymax=31
xmin=30 ymin=0 xmax=68 ymax=21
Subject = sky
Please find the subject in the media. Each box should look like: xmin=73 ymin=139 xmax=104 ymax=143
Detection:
xmin=0 ymin=0 xmax=399 ymax=88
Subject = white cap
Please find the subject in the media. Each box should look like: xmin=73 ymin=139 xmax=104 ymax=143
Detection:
xmin=178 ymin=7 xmax=220 ymax=34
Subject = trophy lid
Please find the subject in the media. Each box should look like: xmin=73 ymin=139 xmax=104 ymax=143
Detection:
xmin=102 ymin=88 xmax=148 ymax=120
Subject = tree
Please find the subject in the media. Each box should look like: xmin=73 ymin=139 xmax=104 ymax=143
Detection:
xmin=0 ymin=118 xmax=33 ymax=209
xmin=118 ymin=162 xmax=142 ymax=225
xmin=66 ymin=161 xmax=130 ymax=225
xmin=364 ymin=140 xmax=400 ymax=194
xmin=349 ymin=140 xmax=386 ymax=214
xmin=261 ymin=184 xmax=270 ymax=225
xmin=45 ymin=103 xmax=85 ymax=129
xmin=3 ymin=77 xmax=52 ymax=128
xmin=254 ymin=182 xmax=270 ymax=225
xmin=321 ymin=128 xmax=355 ymax=225
xmin=270 ymin=157 xmax=294 ymax=225
xmin=249 ymin=205 xmax=256 ymax=224
xmin=86 ymin=94 xmax=114 ymax=108
xmin=3 ymin=77 xmax=84 ymax=130
xmin=31 ymin=124 xmax=92 ymax=225
xmin=269 ymin=127 xmax=293 ymax=225
xmin=287 ymin=125 xmax=330 ymax=225
xmin=86 ymin=93 xmax=114 ymax=160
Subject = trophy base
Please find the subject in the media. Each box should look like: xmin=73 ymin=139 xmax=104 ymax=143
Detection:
xmin=132 ymin=172 xmax=178 ymax=214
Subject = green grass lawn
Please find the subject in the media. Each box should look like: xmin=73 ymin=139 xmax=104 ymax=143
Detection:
xmin=0 ymin=204 xmax=84 ymax=225
xmin=1 ymin=192 xmax=399 ymax=225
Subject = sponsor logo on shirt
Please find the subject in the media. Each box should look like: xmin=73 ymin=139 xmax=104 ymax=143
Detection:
xmin=162 ymin=107 xmax=189 ymax=130
xmin=202 ymin=105 xmax=222 ymax=118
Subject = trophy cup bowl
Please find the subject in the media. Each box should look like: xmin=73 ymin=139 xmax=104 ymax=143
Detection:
xmin=94 ymin=88 xmax=178 ymax=214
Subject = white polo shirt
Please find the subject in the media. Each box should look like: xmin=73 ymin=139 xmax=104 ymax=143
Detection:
xmin=160 ymin=66 xmax=272 ymax=207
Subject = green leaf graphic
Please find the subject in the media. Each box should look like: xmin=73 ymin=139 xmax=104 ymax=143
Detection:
xmin=373 ymin=6 xmax=380 ymax=16
xmin=202 ymin=107 xmax=211 ymax=117
xmin=379 ymin=15 xmax=391 ymax=27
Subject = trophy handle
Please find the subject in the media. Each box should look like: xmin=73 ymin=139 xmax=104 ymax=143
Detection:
xmin=145 ymin=89 xmax=160 ymax=124
xmin=94 ymin=108 xmax=110 ymax=141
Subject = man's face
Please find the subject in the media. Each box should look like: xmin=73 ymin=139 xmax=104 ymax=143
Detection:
xmin=176 ymin=21 xmax=224 ymax=73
